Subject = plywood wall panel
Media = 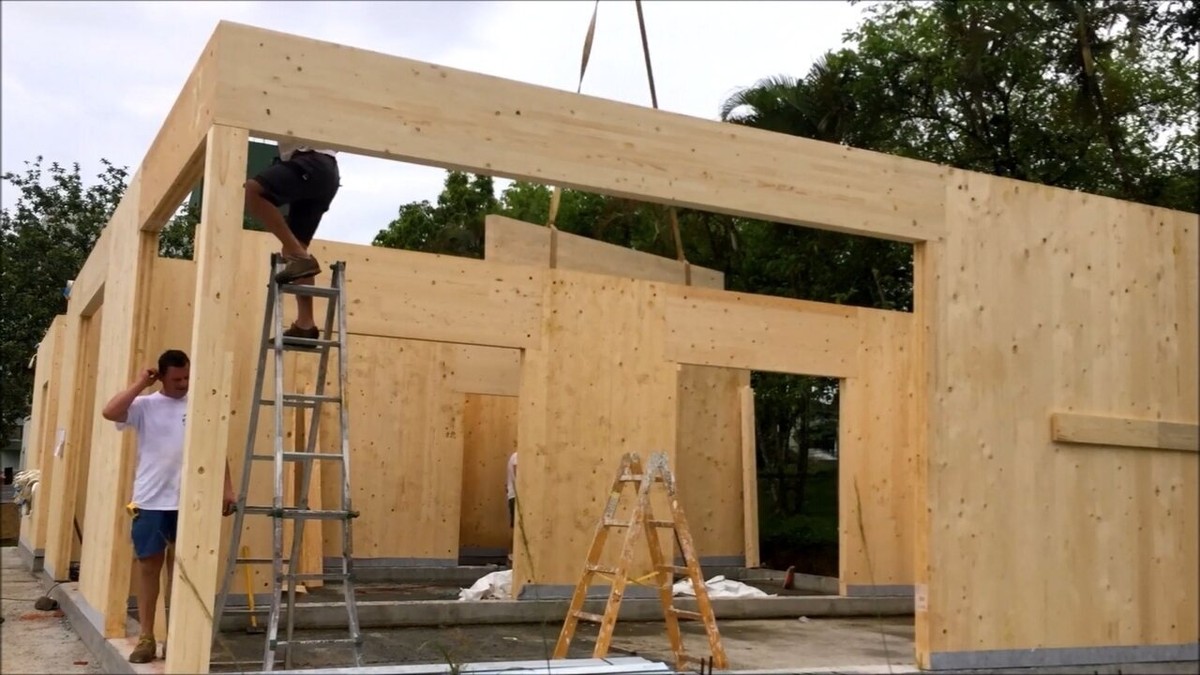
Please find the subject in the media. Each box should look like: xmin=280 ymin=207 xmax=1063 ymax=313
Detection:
xmin=839 ymin=308 xmax=918 ymax=591
xmin=675 ymin=365 xmax=748 ymax=561
xmin=919 ymin=172 xmax=1198 ymax=665
xmin=513 ymin=271 xmax=677 ymax=596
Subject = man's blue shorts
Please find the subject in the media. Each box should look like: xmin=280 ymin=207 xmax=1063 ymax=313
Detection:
xmin=130 ymin=509 xmax=178 ymax=559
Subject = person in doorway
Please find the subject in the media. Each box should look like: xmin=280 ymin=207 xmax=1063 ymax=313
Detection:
xmin=101 ymin=349 xmax=237 ymax=663
xmin=244 ymin=142 xmax=341 ymax=346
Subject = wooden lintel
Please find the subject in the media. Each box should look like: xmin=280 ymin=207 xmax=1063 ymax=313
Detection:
xmin=1051 ymin=412 xmax=1199 ymax=453
xmin=207 ymin=21 xmax=945 ymax=243
xmin=664 ymin=285 xmax=859 ymax=377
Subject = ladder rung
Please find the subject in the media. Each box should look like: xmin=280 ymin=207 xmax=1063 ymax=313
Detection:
xmin=279 ymin=284 xmax=340 ymax=299
xmin=670 ymin=608 xmax=706 ymax=621
xmin=618 ymin=474 xmax=644 ymax=482
xmin=573 ymin=610 xmax=606 ymax=623
xmin=283 ymin=572 xmax=352 ymax=582
xmin=603 ymin=518 xmax=673 ymax=528
xmin=657 ymin=565 xmax=691 ymax=575
xmin=236 ymin=557 xmax=291 ymax=565
xmin=275 ymin=637 xmax=361 ymax=648
xmin=260 ymin=393 xmax=342 ymax=408
xmin=269 ymin=337 xmax=341 ymax=351
xmin=586 ymin=564 xmax=619 ymax=576
xmin=243 ymin=506 xmax=359 ymax=520
xmin=251 ymin=452 xmax=345 ymax=462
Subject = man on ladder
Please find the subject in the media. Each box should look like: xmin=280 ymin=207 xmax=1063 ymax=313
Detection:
xmin=244 ymin=141 xmax=341 ymax=344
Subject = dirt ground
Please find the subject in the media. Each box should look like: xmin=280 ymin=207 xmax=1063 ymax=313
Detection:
xmin=0 ymin=547 xmax=102 ymax=675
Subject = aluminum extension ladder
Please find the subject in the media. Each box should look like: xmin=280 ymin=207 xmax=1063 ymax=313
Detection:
xmin=212 ymin=253 xmax=363 ymax=671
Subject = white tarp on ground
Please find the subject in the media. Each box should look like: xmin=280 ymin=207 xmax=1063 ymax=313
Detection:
xmin=672 ymin=575 xmax=775 ymax=599
xmin=458 ymin=569 xmax=513 ymax=601
xmin=458 ymin=570 xmax=773 ymax=601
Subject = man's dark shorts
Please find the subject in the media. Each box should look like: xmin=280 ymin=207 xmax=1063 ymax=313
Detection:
xmin=508 ymin=497 xmax=515 ymax=528
xmin=251 ymin=151 xmax=340 ymax=245
xmin=131 ymin=508 xmax=178 ymax=559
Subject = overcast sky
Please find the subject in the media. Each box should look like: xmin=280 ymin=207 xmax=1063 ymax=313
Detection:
xmin=1 ymin=1 xmax=865 ymax=246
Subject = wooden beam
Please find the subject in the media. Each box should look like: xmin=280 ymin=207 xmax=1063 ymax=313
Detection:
xmin=1051 ymin=413 xmax=1198 ymax=453
xmin=484 ymin=215 xmax=725 ymax=288
xmin=136 ymin=35 xmax=216 ymax=232
xmin=207 ymin=21 xmax=945 ymax=243
xmin=68 ymin=224 xmax=110 ymax=315
xmin=664 ymin=285 xmax=858 ymax=377
xmin=166 ymin=124 xmax=248 ymax=675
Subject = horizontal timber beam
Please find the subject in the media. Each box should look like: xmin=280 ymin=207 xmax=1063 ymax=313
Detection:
xmin=1051 ymin=412 xmax=1199 ymax=453
xmin=664 ymin=284 xmax=859 ymax=377
xmin=208 ymin=21 xmax=945 ymax=243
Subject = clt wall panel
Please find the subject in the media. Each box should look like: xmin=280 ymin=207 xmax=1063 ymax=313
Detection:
xmin=919 ymin=171 xmax=1198 ymax=668
xmin=839 ymin=308 xmax=918 ymax=594
xmin=20 ymin=315 xmax=66 ymax=555
xmin=484 ymin=215 xmax=725 ymax=288
xmin=484 ymin=215 xmax=748 ymax=563
xmin=514 ymin=271 xmax=677 ymax=597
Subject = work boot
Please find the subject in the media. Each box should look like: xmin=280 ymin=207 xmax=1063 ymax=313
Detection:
xmin=129 ymin=635 xmax=157 ymax=663
xmin=273 ymin=323 xmax=320 ymax=347
xmin=275 ymin=254 xmax=321 ymax=284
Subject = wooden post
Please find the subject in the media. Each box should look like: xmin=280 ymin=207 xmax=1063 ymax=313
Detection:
xmin=740 ymin=386 xmax=759 ymax=568
xmin=165 ymin=124 xmax=248 ymax=674
xmin=77 ymin=176 xmax=161 ymax=637
xmin=42 ymin=314 xmax=85 ymax=582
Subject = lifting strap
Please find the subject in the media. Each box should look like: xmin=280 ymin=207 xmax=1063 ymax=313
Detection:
xmin=546 ymin=1 xmax=691 ymax=285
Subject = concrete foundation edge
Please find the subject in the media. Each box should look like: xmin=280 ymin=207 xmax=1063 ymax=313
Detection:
xmin=218 ymin=594 xmax=914 ymax=631
xmin=17 ymin=539 xmax=43 ymax=571
xmin=927 ymin=642 xmax=1200 ymax=671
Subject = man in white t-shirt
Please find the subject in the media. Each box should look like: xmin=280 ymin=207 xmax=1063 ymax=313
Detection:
xmin=101 ymin=349 xmax=237 ymax=663
xmin=244 ymin=142 xmax=341 ymax=347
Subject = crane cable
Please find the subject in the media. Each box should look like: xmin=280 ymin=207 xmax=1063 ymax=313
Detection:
xmin=546 ymin=0 xmax=691 ymax=284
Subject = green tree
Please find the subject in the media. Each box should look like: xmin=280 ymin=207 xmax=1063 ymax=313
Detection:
xmin=372 ymin=171 xmax=497 ymax=257
xmin=0 ymin=157 xmax=128 ymax=442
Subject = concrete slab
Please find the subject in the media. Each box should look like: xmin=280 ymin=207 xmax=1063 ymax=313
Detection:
xmin=0 ymin=546 xmax=100 ymax=675
xmin=207 ymin=616 xmax=918 ymax=673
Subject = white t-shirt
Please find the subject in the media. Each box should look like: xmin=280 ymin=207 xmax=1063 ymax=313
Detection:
xmin=506 ymin=452 xmax=518 ymax=500
xmin=278 ymin=142 xmax=337 ymax=162
xmin=116 ymin=392 xmax=188 ymax=510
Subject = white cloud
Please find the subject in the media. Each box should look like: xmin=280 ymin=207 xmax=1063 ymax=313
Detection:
xmin=1 ymin=1 xmax=864 ymax=245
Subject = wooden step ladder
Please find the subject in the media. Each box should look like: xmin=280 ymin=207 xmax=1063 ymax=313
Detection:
xmin=553 ymin=451 xmax=728 ymax=671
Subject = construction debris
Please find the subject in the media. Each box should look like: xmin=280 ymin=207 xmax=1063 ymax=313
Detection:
xmin=458 ymin=569 xmax=513 ymax=601
xmin=672 ymin=575 xmax=774 ymax=599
